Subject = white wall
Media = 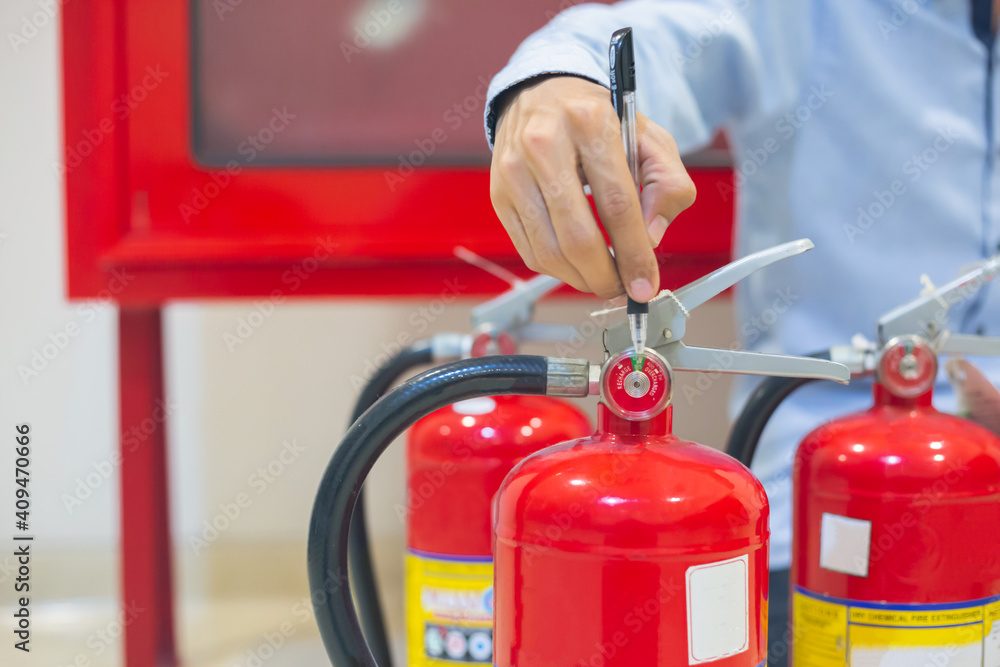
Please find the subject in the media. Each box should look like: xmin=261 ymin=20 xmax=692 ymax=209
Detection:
xmin=1 ymin=1 xmax=122 ymax=554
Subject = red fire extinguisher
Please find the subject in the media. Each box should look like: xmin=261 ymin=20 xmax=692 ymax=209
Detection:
xmin=727 ymin=256 xmax=1000 ymax=665
xmin=308 ymin=238 xmax=850 ymax=667
xmin=402 ymin=261 xmax=592 ymax=667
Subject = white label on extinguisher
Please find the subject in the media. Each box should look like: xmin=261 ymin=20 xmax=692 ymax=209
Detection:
xmin=685 ymin=554 xmax=749 ymax=664
xmin=819 ymin=512 xmax=872 ymax=578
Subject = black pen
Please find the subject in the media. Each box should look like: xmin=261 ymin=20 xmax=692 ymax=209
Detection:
xmin=610 ymin=27 xmax=647 ymax=361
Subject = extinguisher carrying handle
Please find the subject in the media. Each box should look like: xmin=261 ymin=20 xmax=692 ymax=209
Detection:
xmin=603 ymin=239 xmax=851 ymax=386
xmin=937 ymin=332 xmax=1000 ymax=358
xmin=877 ymin=254 xmax=1000 ymax=345
xmin=309 ymin=355 xmax=590 ymax=667
xmin=456 ymin=246 xmax=580 ymax=346
xmin=605 ymin=239 xmax=817 ymax=353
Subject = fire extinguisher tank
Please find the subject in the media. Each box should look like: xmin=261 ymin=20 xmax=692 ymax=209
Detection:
xmin=795 ymin=384 xmax=1000 ymax=603
xmin=407 ymin=394 xmax=592 ymax=557
xmin=487 ymin=239 xmax=853 ymax=667
xmin=792 ymin=336 xmax=1000 ymax=664
xmin=406 ymin=394 xmax=591 ymax=666
xmin=494 ymin=404 xmax=770 ymax=667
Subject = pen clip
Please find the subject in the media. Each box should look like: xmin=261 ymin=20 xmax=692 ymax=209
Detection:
xmin=609 ymin=27 xmax=636 ymax=121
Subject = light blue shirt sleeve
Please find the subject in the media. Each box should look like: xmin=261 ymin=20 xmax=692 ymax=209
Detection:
xmin=484 ymin=0 xmax=812 ymax=154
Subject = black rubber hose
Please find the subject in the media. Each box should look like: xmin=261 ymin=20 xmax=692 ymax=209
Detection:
xmin=347 ymin=341 xmax=433 ymax=667
xmin=309 ymin=355 xmax=550 ymax=667
xmin=725 ymin=350 xmax=832 ymax=468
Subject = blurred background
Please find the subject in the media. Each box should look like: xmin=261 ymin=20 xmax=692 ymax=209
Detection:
xmin=0 ymin=1 xmax=737 ymax=665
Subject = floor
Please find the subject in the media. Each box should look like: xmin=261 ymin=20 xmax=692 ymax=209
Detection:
xmin=3 ymin=596 xmax=408 ymax=666
xmin=0 ymin=540 xmax=408 ymax=667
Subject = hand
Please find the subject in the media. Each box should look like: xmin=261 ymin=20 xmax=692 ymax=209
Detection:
xmin=946 ymin=358 xmax=1000 ymax=436
xmin=490 ymin=75 xmax=697 ymax=301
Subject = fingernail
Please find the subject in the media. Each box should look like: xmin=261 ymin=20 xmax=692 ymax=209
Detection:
xmin=609 ymin=294 xmax=627 ymax=308
xmin=648 ymin=215 xmax=669 ymax=245
xmin=629 ymin=278 xmax=654 ymax=301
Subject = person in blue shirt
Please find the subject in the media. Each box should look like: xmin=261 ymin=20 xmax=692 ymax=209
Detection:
xmin=484 ymin=1 xmax=1000 ymax=664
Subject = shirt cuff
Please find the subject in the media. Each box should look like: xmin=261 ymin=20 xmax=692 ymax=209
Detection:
xmin=483 ymin=46 xmax=609 ymax=150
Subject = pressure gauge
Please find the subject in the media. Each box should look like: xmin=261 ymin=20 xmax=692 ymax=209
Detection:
xmin=601 ymin=348 xmax=673 ymax=421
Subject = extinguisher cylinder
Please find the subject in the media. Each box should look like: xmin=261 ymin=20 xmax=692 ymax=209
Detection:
xmin=493 ymin=404 xmax=771 ymax=667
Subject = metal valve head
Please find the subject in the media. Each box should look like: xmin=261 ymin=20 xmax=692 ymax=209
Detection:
xmin=429 ymin=247 xmax=581 ymax=360
xmin=601 ymin=348 xmax=673 ymax=420
xmin=833 ymin=254 xmax=1000 ymax=380
xmin=602 ymin=239 xmax=851 ymax=391
xmin=458 ymin=246 xmax=578 ymax=347
xmin=877 ymin=335 xmax=939 ymax=398
xmin=876 ymin=254 xmax=1000 ymax=349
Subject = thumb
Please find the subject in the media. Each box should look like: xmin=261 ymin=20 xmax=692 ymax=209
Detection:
xmin=636 ymin=115 xmax=697 ymax=247
xmin=946 ymin=358 xmax=1000 ymax=436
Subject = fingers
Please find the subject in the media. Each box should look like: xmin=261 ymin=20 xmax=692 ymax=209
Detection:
xmin=488 ymin=77 xmax=697 ymax=303
xmin=572 ymin=101 xmax=659 ymax=302
xmin=520 ymin=125 xmax=624 ymax=300
xmin=946 ymin=358 xmax=1000 ymax=435
xmin=636 ymin=114 xmax=698 ymax=248
xmin=516 ymin=183 xmax=591 ymax=294
xmin=491 ymin=149 xmax=590 ymax=293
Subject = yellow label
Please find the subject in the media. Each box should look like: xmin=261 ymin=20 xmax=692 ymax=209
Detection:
xmin=792 ymin=588 xmax=1000 ymax=666
xmin=406 ymin=550 xmax=494 ymax=666
xmin=793 ymin=592 xmax=847 ymax=666
xmin=987 ymin=600 xmax=1000 ymax=663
